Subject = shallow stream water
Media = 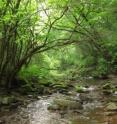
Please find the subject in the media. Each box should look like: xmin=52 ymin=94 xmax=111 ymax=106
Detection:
xmin=0 ymin=77 xmax=117 ymax=124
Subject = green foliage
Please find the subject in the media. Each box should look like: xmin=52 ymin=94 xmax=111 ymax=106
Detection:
xmin=18 ymin=0 xmax=117 ymax=89
xmin=19 ymin=65 xmax=40 ymax=79
xmin=0 ymin=0 xmax=117 ymax=91
xmin=75 ymin=85 xmax=84 ymax=93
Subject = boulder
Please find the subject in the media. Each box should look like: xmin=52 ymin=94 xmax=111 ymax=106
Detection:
xmin=48 ymin=95 xmax=83 ymax=111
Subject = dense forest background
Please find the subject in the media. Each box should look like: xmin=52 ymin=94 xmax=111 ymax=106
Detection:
xmin=0 ymin=0 xmax=117 ymax=92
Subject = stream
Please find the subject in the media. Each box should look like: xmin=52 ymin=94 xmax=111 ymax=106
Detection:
xmin=0 ymin=77 xmax=117 ymax=124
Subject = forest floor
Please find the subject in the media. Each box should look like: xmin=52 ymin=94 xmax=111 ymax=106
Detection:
xmin=0 ymin=75 xmax=117 ymax=124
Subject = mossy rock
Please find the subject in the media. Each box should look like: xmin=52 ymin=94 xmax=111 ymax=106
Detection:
xmin=39 ymin=81 xmax=52 ymax=87
xmin=102 ymin=83 xmax=112 ymax=90
xmin=51 ymin=83 xmax=68 ymax=89
xmin=75 ymin=85 xmax=86 ymax=93
xmin=48 ymin=104 xmax=59 ymax=110
xmin=104 ymin=111 xmax=117 ymax=116
xmin=48 ymin=95 xmax=82 ymax=111
xmin=0 ymin=96 xmax=16 ymax=105
xmin=54 ymin=99 xmax=82 ymax=110
xmin=106 ymin=102 xmax=117 ymax=111
xmin=109 ymin=96 xmax=117 ymax=102
xmin=102 ymin=83 xmax=116 ymax=95
xmin=102 ymin=89 xmax=113 ymax=95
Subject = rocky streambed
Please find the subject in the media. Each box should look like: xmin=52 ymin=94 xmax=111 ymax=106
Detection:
xmin=0 ymin=78 xmax=117 ymax=124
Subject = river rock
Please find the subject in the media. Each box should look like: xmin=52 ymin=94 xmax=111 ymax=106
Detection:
xmin=102 ymin=83 xmax=112 ymax=90
xmin=103 ymin=89 xmax=113 ymax=95
xmin=114 ymin=91 xmax=117 ymax=95
xmin=0 ymin=96 xmax=15 ymax=105
xmin=48 ymin=104 xmax=59 ymax=110
xmin=109 ymin=96 xmax=117 ymax=102
xmin=48 ymin=94 xmax=83 ymax=111
xmin=0 ymin=120 xmax=5 ymax=124
xmin=105 ymin=111 xmax=117 ymax=116
xmin=106 ymin=102 xmax=117 ymax=111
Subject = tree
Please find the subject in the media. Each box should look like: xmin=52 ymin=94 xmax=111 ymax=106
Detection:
xmin=0 ymin=0 xmax=72 ymax=89
xmin=0 ymin=0 xmax=115 ymax=89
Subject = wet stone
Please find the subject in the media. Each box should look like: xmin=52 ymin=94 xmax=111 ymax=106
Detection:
xmin=106 ymin=102 xmax=117 ymax=111
xmin=105 ymin=111 xmax=117 ymax=116
xmin=0 ymin=120 xmax=5 ymax=124
xmin=48 ymin=98 xmax=83 ymax=111
xmin=109 ymin=96 xmax=117 ymax=102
